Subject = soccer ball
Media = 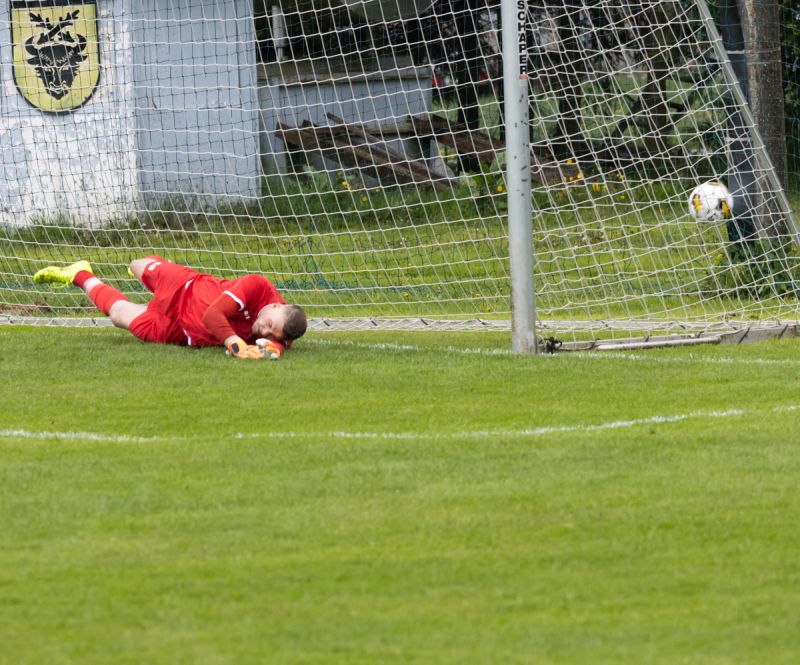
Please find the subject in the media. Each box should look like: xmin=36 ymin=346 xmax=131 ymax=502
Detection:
xmin=688 ymin=180 xmax=733 ymax=223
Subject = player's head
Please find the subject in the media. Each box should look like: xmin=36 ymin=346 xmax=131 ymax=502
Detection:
xmin=253 ymin=303 xmax=307 ymax=343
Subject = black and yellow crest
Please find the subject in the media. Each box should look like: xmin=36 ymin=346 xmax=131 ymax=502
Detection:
xmin=11 ymin=0 xmax=100 ymax=113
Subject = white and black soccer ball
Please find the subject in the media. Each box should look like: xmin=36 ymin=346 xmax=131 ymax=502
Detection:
xmin=688 ymin=180 xmax=734 ymax=223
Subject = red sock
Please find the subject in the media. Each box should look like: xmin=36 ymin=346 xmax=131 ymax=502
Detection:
xmin=88 ymin=283 xmax=128 ymax=316
xmin=72 ymin=270 xmax=95 ymax=288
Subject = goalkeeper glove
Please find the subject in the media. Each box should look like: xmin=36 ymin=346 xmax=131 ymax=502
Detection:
xmin=225 ymin=336 xmax=263 ymax=359
xmin=256 ymin=338 xmax=282 ymax=360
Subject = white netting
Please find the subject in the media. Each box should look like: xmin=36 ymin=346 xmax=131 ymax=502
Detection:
xmin=0 ymin=0 xmax=798 ymax=341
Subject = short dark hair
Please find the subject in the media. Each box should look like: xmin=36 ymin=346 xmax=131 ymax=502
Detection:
xmin=283 ymin=304 xmax=307 ymax=341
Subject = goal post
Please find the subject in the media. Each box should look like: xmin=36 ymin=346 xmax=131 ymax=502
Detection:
xmin=0 ymin=0 xmax=799 ymax=349
xmin=502 ymin=0 xmax=537 ymax=354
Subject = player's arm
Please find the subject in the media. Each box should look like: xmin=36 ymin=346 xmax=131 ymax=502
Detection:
xmin=201 ymin=295 xmax=264 ymax=359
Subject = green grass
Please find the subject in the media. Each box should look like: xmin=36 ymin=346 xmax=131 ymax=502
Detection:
xmin=2 ymin=326 xmax=800 ymax=663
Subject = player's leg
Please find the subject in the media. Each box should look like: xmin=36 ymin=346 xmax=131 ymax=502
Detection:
xmin=107 ymin=301 xmax=146 ymax=330
xmin=126 ymin=258 xmax=197 ymax=345
xmin=130 ymin=256 xmax=199 ymax=299
xmin=129 ymin=256 xmax=166 ymax=285
xmin=72 ymin=272 xmax=147 ymax=330
xmin=33 ymin=260 xmax=145 ymax=330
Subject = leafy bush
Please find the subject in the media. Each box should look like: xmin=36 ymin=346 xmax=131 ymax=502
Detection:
xmin=706 ymin=238 xmax=800 ymax=298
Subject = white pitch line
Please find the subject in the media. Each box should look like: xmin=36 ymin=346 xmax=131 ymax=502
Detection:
xmin=0 ymin=429 xmax=159 ymax=443
xmin=306 ymin=338 xmax=514 ymax=356
xmin=319 ymin=406 xmax=769 ymax=440
xmin=587 ymin=351 xmax=800 ymax=367
xmin=305 ymin=337 xmax=800 ymax=366
xmin=236 ymin=404 xmax=800 ymax=442
xmin=3 ymin=404 xmax=799 ymax=446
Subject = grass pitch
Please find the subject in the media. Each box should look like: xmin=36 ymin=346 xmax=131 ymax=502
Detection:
xmin=2 ymin=326 xmax=800 ymax=664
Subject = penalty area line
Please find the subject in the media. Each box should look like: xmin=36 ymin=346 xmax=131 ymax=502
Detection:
xmin=237 ymin=404 xmax=800 ymax=442
xmin=3 ymin=405 xmax=798 ymax=445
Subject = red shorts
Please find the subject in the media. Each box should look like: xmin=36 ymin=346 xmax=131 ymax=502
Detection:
xmin=128 ymin=259 xmax=198 ymax=345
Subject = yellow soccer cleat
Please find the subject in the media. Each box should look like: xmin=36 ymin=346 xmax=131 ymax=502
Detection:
xmin=33 ymin=260 xmax=93 ymax=288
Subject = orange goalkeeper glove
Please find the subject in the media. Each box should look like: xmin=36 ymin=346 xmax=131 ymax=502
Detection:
xmin=225 ymin=336 xmax=263 ymax=359
xmin=256 ymin=338 xmax=282 ymax=360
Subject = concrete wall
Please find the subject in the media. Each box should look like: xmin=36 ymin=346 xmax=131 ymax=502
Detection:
xmin=0 ymin=0 xmax=260 ymax=227
xmin=0 ymin=0 xmax=137 ymax=226
xmin=0 ymin=2 xmax=432 ymax=227
xmin=131 ymin=0 xmax=260 ymax=208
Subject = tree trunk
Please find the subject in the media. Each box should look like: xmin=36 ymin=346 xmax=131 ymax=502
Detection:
xmin=738 ymin=0 xmax=787 ymax=187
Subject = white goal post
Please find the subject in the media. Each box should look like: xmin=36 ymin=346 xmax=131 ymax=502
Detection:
xmin=0 ymin=0 xmax=798 ymax=351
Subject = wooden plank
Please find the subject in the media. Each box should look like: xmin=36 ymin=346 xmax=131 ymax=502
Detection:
xmin=358 ymin=121 xmax=417 ymax=137
xmin=276 ymin=121 xmax=452 ymax=190
xmin=326 ymin=112 xmax=453 ymax=187
xmin=276 ymin=122 xmax=404 ymax=184
xmin=414 ymin=114 xmax=577 ymax=183
xmin=318 ymin=120 xmax=438 ymax=187
xmin=410 ymin=114 xmax=502 ymax=165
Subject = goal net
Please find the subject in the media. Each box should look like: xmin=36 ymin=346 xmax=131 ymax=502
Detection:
xmin=0 ymin=0 xmax=798 ymax=345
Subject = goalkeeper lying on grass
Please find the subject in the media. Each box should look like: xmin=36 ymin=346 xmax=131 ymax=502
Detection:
xmin=34 ymin=258 xmax=307 ymax=360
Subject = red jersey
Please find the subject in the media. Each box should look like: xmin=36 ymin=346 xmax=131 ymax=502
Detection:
xmin=128 ymin=260 xmax=286 ymax=348
xmin=180 ymin=273 xmax=285 ymax=347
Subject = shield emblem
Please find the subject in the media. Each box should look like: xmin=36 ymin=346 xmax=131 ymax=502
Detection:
xmin=11 ymin=0 xmax=100 ymax=113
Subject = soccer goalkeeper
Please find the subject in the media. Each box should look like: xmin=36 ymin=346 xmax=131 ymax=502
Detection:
xmin=33 ymin=258 xmax=307 ymax=360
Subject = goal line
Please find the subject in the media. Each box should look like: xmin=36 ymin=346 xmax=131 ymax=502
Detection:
xmin=3 ymin=315 xmax=798 ymax=352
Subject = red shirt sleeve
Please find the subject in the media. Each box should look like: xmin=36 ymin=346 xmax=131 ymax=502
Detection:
xmin=201 ymin=294 xmax=241 ymax=344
